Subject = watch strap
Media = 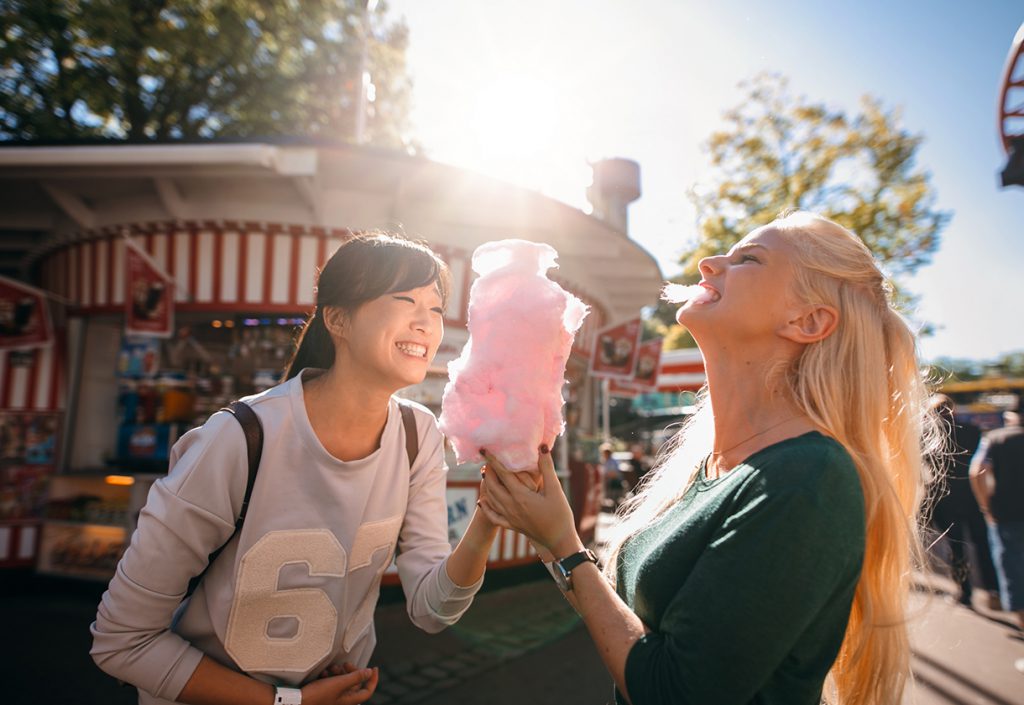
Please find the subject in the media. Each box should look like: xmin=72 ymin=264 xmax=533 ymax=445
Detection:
xmin=558 ymin=548 xmax=599 ymax=574
xmin=275 ymin=686 xmax=302 ymax=705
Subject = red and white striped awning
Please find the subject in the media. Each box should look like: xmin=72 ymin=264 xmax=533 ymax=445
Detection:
xmin=34 ymin=221 xmax=608 ymax=356
xmin=656 ymin=347 xmax=706 ymax=392
xmin=0 ymin=341 xmax=66 ymax=412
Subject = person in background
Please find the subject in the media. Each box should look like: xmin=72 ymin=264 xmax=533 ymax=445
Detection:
xmin=971 ymin=409 xmax=1024 ymax=630
xmin=480 ymin=211 xmax=937 ymax=705
xmin=91 ymin=234 xmax=499 ymax=705
xmin=927 ymin=394 xmax=1000 ymax=608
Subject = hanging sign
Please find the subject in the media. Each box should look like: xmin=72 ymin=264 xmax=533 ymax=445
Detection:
xmin=125 ymin=239 xmax=174 ymax=338
xmin=588 ymin=318 xmax=642 ymax=380
xmin=0 ymin=276 xmax=54 ymax=351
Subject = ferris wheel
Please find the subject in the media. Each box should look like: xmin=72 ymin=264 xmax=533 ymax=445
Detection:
xmin=999 ymin=22 xmax=1024 ymax=187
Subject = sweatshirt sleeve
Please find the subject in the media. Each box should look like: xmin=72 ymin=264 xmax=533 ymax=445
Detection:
xmin=395 ymin=414 xmax=483 ymax=633
xmin=622 ymin=462 xmax=865 ymax=705
xmin=90 ymin=411 xmax=249 ymax=700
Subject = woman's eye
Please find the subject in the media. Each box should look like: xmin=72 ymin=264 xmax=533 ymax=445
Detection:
xmin=393 ymin=296 xmax=414 ymax=303
xmin=431 ymin=307 xmax=444 ymax=315
xmin=739 ymin=254 xmax=759 ymax=263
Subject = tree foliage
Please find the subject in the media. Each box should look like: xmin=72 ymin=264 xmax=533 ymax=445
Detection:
xmin=657 ymin=74 xmax=950 ymax=349
xmin=0 ymin=0 xmax=415 ymax=149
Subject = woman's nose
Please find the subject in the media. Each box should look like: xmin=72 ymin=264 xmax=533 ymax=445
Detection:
xmin=698 ymin=255 xmax=724 ymax=277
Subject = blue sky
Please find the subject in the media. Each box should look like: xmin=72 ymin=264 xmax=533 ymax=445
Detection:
xmin=386 ymin=0 xmax=1022 ymax=362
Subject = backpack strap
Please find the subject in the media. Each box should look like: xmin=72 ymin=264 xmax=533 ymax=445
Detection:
xmin=185 ymin=400 xmax=263 ymax=597
xmin=398 ymin=400 xmax=419 ymax=468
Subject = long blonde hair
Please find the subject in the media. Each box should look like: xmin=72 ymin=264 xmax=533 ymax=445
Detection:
xmin=605 ymin=211 xmax=938 ymax=705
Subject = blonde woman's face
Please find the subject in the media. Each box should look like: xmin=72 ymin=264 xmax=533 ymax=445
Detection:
xmin=676 ymin=227 xmax=800 ymax=343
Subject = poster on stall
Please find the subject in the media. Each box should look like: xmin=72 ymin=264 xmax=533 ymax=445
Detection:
xmin=632 ymin=337 xmax=664 ymax=391
xmin=588 ymin=318 xmax=642 ymax=379
xmin=0 ymin=412 xmax=61 ymax=465
xmin=0 ymin=275 xmax=54 ymax=351
xmin=125 ymin=239 xmax=174 ymax=338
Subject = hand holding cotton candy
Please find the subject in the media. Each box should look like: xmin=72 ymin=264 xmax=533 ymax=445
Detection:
xmin=438 ymin=240 xmax=589 ymax=471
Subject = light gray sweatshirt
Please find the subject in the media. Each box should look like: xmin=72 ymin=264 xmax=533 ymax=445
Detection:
xmin=91 ymin=368 xmax=481 ymax=704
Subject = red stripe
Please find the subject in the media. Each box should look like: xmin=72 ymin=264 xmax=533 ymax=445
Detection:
xmin=167 ymin=228 xmax=177 ymax=280
xmin=50 ymin=335 xmax=61 ymax=410
xmin=145 ymin=233 xmax=154 ymax=254
xmin=87 ymin=240 xmax=97 ymax=305
xmin=237 ymin=231 xmax=248 ymax=303
xmin=1 ymin=351 xmax=13 ymax=408
xmin=289 ymin=235 xmax=301 ymax=305
xmin=262 ymin=232 xmax=273 ymax=305
xmin=105 ymin=238 xmax=115 ymax=305
xmin=661 ymin=364 xmax=706 ymax=374
xmin=213 ymin=229 xmax=223 ymax=304
xmin=188 ymin=230 xmax=198 ymax=300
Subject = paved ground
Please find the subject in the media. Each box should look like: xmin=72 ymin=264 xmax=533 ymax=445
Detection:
xmin=2 ymin=515 xmax=1022 ymax=704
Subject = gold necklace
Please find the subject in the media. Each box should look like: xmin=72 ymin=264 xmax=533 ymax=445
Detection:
xmin=708 ymin=415 xmax=800 ymax=478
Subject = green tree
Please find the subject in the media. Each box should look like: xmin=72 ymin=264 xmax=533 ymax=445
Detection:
xmin=0 ymin=0 xmax=415 ymax=149
xmin=658 ymin=74 xmax=950 ymax=348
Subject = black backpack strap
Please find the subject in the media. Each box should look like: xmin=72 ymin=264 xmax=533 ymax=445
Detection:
xmin=185 ymin=401 xmax=263 ymax=597
xmin=398 ymin=400 xmax=419 ymax=468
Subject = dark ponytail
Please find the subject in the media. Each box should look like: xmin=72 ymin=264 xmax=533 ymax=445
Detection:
xmin=283 ymin=232 xmax=451 ymax=381
xmin=284 ymin=309 xmax=335 ymax=381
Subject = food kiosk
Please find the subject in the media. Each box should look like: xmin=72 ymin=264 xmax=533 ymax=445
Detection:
xmin=0 ymin=142 xmax=664 ymax=581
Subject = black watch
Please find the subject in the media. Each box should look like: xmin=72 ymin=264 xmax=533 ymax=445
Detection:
xmin=546 ymin=549 xmax=599 ymax=591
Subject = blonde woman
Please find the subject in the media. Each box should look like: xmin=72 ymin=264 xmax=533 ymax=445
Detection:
xmin=479 ymin=211 xmax=933 ymax=705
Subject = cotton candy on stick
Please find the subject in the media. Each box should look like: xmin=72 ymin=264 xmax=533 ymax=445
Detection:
xmin=439 ymin=240 xmax=589 ymax=472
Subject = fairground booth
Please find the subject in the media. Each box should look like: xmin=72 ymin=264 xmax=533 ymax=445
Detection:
xmin=0 ymin=141 xmax=671 ymax=583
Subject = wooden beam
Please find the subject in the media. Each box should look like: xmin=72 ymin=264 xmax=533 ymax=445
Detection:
xmin=41 ymin=183 xmax=96 ymax=229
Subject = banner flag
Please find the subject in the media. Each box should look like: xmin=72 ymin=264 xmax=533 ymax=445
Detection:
xmin=125 ymin=238 xmax=174 ymax=338
xmin=0 ymin=275 xmax=55 ymax=350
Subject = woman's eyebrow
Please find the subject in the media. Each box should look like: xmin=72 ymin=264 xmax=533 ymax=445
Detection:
xmin=727 ymin=243 xmax=770 ymax=256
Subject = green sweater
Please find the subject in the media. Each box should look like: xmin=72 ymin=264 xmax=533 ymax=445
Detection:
xmin=615 ymin=432 xmax=865 ymax=705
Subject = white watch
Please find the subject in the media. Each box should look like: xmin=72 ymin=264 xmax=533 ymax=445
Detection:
xmin=275 ymin=686 xmax=302 ymax=705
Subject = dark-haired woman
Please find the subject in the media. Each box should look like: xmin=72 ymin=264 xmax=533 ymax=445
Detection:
xmin=92 ymin=234 xmax=498 ymax=705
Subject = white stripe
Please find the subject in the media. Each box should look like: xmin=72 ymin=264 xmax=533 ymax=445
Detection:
xmin=502 ymin=530 xmax=516 ymax=561
xmin=220 ymin=232 xmax=240 ymax=303
xmin=68 ymin=245 xmax=79 ymax=305
xmin=112 ymin=238 xmax=126 ymax=305
xmin=152 ymin=233 xmax=169 ymax=271
xmin=326 ymin=237 xmax=345 ymax=261
xmin=33 ymin=346 xmax=53 ymax=410
xmin=0 ymin=527 xmax=8 ymax=561
xmin=516 ymin=533 xmax=528 ymax=558
xmin=658 ymin=372 xmax=707 ymax=387
xmin=245 ymin=233 xmax=266 ymax=303
xmin=94 ymin=239 xmax=108 ymax=306
xmin=80 ymin=242 xmax=92 ymax=307
xmin=195 ymin=231 xmax=215 ymax=303
xmin=270 ymin=234 xmax=291 ymax=304
xmin=17 ymin=525 xmax=36 ymax=559
xmin=174 ymin=232 xmax=191 ymax=302
xmin=9 ymin=364 xmax=29 ymax=409
xmin=296 ymin=236 xmax=318 ymax=306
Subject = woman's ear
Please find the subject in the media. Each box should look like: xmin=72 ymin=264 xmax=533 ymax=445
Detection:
xmin=322 ymin=306 xmax=347 ymax=338
xmin=778 ymin=304 xmax=839 ymax=344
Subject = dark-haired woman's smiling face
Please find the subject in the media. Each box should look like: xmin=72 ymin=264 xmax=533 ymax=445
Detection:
xmin=340 ymin=283 xmax=444 ymax=390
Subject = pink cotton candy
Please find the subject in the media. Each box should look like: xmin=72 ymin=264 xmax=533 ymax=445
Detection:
xmin=438 ymin=240 xmax=589 ymax=471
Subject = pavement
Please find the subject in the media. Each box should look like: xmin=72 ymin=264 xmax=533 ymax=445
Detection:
xmin=2 ymin=515 xmax=1022 ymax=705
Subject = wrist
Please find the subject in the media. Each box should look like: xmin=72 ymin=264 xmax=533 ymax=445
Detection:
xmin=550 ymin=533 xmax=585 ymax=560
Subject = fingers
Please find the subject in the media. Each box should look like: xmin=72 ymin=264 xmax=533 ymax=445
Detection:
xmin=477 ymin=496 xmax=512 ymax=529
xmin=537 ymin=446 xmax=564 ymax=498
